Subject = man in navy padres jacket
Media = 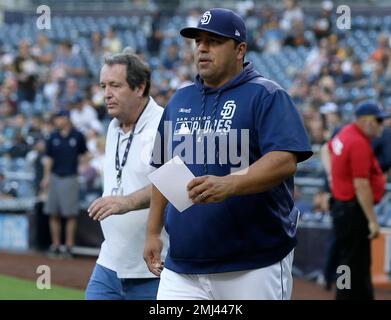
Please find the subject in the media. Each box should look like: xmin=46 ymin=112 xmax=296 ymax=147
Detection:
xmin=144 ymin=8 xmax=313 ymax=300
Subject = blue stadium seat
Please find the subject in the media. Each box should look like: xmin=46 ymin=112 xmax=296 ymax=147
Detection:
xmin=352 ymin=15 xmax=368 ymax=29
xmin=369 ymin=16 xmax=382 ymax=30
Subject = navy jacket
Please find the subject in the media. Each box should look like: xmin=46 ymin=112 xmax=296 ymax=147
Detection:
xmin=373 ymin=126 xmax=391 ymax=173
xmin=152 ymin=62 xmax=312 ymax=274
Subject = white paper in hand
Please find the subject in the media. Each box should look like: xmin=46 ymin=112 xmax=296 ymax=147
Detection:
xmin=148 ymin=156 xmax=195 ymax=212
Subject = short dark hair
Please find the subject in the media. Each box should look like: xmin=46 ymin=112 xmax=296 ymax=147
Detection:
xmin=103 ymin=53 xmax=151 ymax=97
xmin=61 ymin=40 xmax=73 ymax=50
xmin=233 ymin=40 xmax=246 ymax=62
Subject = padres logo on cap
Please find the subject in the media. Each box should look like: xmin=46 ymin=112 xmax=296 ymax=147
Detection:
xmin=200 ymin=11 xmax=211 ymax=25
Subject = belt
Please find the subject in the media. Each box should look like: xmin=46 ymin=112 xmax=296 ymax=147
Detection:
xmin=53 ymin=173 xmax=77 ymax=178
xmin=334 ymin=198 xmax=359 ymax=208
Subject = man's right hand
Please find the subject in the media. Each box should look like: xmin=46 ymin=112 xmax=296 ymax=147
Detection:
xmin=368 ymin=221 xmax=380 ymax=239
xmin=144 ymin=235 xmax=164 ymax=277
xmin=88 ymin=196 xmax=131 ymax=221
xmin=40 ymin=176 xmax=49 ymax=190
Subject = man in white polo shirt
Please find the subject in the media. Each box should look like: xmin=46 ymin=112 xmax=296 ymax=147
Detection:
xmin=85 ymin=53 xmax=168 ymax=300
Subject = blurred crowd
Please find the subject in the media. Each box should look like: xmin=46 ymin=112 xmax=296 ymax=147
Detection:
xmin=0 ymin=1 xmax=391 ymax=221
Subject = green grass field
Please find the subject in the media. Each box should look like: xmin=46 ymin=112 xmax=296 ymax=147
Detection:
xmin=0 ymin=274 xmax=84 ymax=300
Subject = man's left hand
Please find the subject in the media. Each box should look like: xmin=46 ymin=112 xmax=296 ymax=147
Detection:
xmin=187 ymin=175 xmax=235 ymax=204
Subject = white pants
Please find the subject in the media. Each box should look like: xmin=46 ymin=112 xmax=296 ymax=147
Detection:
xmin=157 ymin=250 xmax=294 ymax=300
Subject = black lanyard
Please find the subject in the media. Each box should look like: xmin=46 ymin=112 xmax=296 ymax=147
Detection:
xmin=115 ymin=132 xmax=133 ymax=186
xmin=114 ymin=97 xmax=150 ymax=185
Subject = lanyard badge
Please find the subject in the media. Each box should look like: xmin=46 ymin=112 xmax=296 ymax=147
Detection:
xmin=111 ymin=132 xmax=133 ymax=196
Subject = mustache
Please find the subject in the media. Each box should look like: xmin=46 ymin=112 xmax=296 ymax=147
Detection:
xmin=196 ymin=56 xmax=212 ymax=62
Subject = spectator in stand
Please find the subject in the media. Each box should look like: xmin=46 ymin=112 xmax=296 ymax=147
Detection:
xmin=319 ymin=102 xmax=343 ymax=140
xmin=31 ymin=33 xmax=54 ymax=66
xmin=280 ymin=0 xmax=305 ymax=47
xmin=280 ymin=0 xmax=304 ymax=32
xmin=283 ymin=18 xmax=310 ymax=48
xmin=0 ymin=172 xmax=17 ymax=199
xmin=69 ymin=94 xmax=103 ymax=135
xmin=307 ymin=114 xmax=326 ymax=147
xmin=371 ymin=61 xmax=387 ymax=99
xmin=147 ymin=10 xmax=163 ymax=57
xmin=185 ymin=8 xmax=201 ymax=28
xmin=90 ymin=83 xmax=107 ymax=121
xmin=52 ymin=40 xmax=86 ymax=79
xmin=318 ymin=74 xmax=336 ymax=103
xmin=90 ymin=136 xmax=105 ymax=176
xmin=236 ymin=0 xmax=255 ymax=18
xmin=369 ymin=33 xmax=390 ymax=66
xmin=304 ymin=38 xmax=331 ymax=82
xmin=329 ymin=58 xmax=350 ymax=85
xmin=0 ymin=76 xmax=18 ymax=117
xmin=13 ymin=39 xmax=39 ymax=103
xmin=312 ymin=1 xmax=333 ymax=42
xmin=289 ymin=74 xmax=310 ymax=105
xmin=2 ymin=114 xmax=29 ymax=157
xmin=43 ymin=67 xmax=63 ymax=112
xmin=25 ymin=114 xmax=45 ymax=146
xmin=343 ymin=59 xmax=368 ymax=88
xmin=60 ymin=78 xmax=80 ymax=108
xmin=162 ymin=43 xmax=181 ymax=70
xmin=103 ymin=27 xmax=122 ymax=54
xmin=91 ymin=31 xmax=105 ymax=61
xmin=7 ymin=130 xmax=30 ymax=158
xmin=257 ymin=6 xmax=284 ymax=53
xmin=79 ymin=128 xmax=105 ymax=194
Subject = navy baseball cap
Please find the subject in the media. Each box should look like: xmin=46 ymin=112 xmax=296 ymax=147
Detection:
xmin=355 ymin=101 xmax=390 ymax=120
xmin=55 ymin=109 xmax=70 ymax=118
xmin=180 ymin=8 xmax=247 ymax=43
xmin=68 ymin=93 xmax=83 ymax=104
